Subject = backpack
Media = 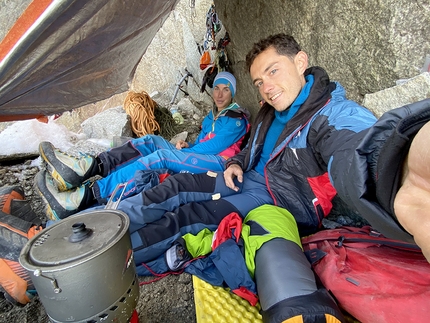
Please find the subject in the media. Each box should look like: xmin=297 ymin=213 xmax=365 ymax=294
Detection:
xmin=0 ymin=186 xmax=42 ymax=305
xmin=301 ymin=226 xmax=430 ymax=323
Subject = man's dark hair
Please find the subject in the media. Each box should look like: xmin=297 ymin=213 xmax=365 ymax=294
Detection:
xmin=245 ymin=34 xmax=301 ymax=72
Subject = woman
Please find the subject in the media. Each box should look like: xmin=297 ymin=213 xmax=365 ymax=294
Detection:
xmin=36 ymin=72 xmax=251 ymax=220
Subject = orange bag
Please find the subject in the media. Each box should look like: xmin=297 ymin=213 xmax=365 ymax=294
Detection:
xmin=199 ymin=51 xmax=211 ymax=70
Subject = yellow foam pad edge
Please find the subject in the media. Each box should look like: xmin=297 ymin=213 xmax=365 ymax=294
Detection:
xmin=193 ymin=275 xmax=263 ymax=323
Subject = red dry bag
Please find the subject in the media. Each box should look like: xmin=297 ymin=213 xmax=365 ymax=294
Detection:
xmin=301 ymin=226 xmax=430 ymax=323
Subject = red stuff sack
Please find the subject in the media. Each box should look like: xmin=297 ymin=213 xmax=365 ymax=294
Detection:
xmin=199 ymin=51 xmax=212 ymax=70
xmin=301 ymin=226 xmax=430 ymax=323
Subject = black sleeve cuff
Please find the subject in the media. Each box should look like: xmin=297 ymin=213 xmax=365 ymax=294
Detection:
xmin=374 ymin=99 xmax=430 ymax=216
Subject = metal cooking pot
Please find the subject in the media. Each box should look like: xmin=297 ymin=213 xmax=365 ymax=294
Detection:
xmin=19 ymin=209 xmax=139 ymax=323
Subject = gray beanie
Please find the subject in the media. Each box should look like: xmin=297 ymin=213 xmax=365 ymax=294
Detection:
xmin=213 ymin=71 xmax=236 ymax=97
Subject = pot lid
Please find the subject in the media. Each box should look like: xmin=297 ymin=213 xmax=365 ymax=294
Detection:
xmin=20 ymin=209 xmax=129 ymax=269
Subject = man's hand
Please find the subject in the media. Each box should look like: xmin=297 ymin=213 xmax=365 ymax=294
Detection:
xmin=394 ymin=121 xmax=430 ymax=263
xmin=223 ymin=164 xmax=243 ymax=191
xmin=176 ymin=140 xmax=189 ymax=150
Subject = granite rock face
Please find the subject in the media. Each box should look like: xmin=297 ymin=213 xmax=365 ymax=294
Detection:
xmin=124 ymin=0 xmax=430 ymax=119
xmin=213 ymin=0 xmax=430 ymax=118
xmin=81 ymin=106 xmax=133 ymax=140
xmin=363 ymin=72 xmax=430 ymax=117
xmin=0 ymin=0 xmax=32 ymax=41
xmin=131 ymin=0 xmax=215 ymax=109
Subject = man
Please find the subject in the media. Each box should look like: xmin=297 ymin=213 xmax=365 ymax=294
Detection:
xmin=35 ymin=71 xmax=250 ymax=220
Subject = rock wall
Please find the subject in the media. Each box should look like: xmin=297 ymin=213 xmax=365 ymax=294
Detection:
xmin=130 ymin=0 xmax=215 ymax=108
xmin=214 ymin=0 xmax=430 ymax=118
xmin=363 ymin=72 xmax=430 ymax=118
xmin=0 ymin=0 xmax=32 ymax=41
xmin=4 ymin=0 xmax=428 ymax=123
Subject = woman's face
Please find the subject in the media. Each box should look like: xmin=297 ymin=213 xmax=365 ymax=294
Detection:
xmin=213 ymin=83 xmax=232 ymax=110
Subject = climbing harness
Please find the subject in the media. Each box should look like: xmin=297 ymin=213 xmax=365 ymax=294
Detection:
xmin=200 ymin=31 xmax=231 ymax=93
xmin=213 ymin=32 xmax=230 ymax=72
xmin=199 ymin=4 xmax=231 ymax=94
xmin=204 ymin=4 xmax=222 ymax=51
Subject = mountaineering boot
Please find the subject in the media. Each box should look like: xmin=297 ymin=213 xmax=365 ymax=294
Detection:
xmin=0 ymin=185 xmax=42 ymax=226
xmin=8 ymin=199 xmax=42 ymax=226
xmin=0 ymin=211 xmax=41 ymax=306
xmin=35 ymin=170 xmax=95 ymax=220
xmin=0 ymin=185 xmax=25 ymax=214
xmin=38 ymin=141 xmax=100 ymax=191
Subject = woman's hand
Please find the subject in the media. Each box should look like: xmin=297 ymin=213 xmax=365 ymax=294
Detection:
xmin=175 ymin=140 xmax=189 ymax=149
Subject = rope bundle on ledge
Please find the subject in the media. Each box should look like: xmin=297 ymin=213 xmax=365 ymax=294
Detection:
xmin=123 ymin=91 xmax=160 ymax=137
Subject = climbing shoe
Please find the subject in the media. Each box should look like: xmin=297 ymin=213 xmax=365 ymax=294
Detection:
xmin=38 ymin=141 xmax=99 ymax=191
xmin=35 ymin=170 xmax=94 ymax=220
xmin=0 ymin=211 xmax=40 ymax=306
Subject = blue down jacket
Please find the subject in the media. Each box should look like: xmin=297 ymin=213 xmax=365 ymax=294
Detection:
xmin=227 ymin=66 xmax=430 ymax=241
xmin=227 ymin=66 xmax=376 ymax=235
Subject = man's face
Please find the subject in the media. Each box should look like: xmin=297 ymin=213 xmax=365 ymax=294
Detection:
xmin=213 ymin=84 xmax=232 ymax=110
xmin=250 ymin=47 xmax=307 ymax=112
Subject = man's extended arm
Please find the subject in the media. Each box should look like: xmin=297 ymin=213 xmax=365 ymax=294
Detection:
xmin=394 ymin=121 xmax=430 ymax=262
xmin=329 ymin=98 xmax=430 ymax=261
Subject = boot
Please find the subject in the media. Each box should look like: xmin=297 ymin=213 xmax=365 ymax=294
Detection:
xmin=0 ymin=211 xmax=41 ymax=306
xmin=38 ymin=141 xmax=100 ymax=191
xmin=0 ymin=185 xmax=25 ymax=214
xmin=0 ymin=185 xmax=42 ymax=226
xmin=35 ymin=170 xmax=95 ymax=220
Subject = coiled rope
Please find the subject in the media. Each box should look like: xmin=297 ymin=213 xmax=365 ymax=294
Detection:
xmin=123 ymin=91 xmax=160 ymax=137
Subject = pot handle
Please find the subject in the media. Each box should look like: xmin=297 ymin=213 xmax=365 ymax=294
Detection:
xmin=34 ymin=269 xmax=62 ymax=293
xmin=105 ymin=182 xmax=128 ymax=210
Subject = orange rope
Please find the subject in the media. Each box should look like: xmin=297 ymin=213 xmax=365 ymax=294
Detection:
xmin=123 ymin=91 xmax=160 ymax=137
